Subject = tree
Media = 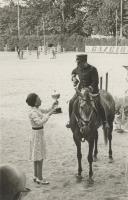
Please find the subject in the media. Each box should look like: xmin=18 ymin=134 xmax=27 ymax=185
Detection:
xmin=123 ymin=0 xmax=128 ymax=25
xmin=1 ymin=0 xmax=127 ymax=49
xmin=123 ymin=24 xmax=128 ymax=38
xmin=96 ymin=0 xmax=120 ymax=36
xmin=0 ymin=2 xmax=17 ymax=37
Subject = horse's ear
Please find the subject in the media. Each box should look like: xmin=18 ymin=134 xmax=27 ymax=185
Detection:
xmin=75 ymin=88 xmax=83 ymax=97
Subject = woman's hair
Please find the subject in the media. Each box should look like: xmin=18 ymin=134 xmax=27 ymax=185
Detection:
xmin=26 ymin=93 xmax=38 ymax=107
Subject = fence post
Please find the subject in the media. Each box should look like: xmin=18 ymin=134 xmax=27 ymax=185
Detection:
xmin=105 ymin=72 xmax=108 ymax=91
xmin=100 ymin=76 xmax=103 ymax=90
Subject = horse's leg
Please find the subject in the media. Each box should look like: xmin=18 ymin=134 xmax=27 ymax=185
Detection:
xmin=87 ymin=138 xmax=94 ymax=183
xmin=73 ymin=134 xmax=82 ymax=178
xmin=108 ymin=122 xmax=113 ymax=162
xmin=93 ymin=130 xmax=98 ymax=162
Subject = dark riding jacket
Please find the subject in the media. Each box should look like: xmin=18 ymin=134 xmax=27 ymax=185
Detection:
xmin=72 ymin=64 xmax=99 ymax=94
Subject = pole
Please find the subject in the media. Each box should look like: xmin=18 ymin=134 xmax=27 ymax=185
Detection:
xmin=116 ymin=9 xmax=118 ymax=46
xmin=36 ymin=26 xmax=39 ymax=37
xmin=120 ymin=0 xmax=123 ymax=39
xmin=42 ymin=18 xmax=46 ymax=54
xmin=17 ymin=0 xmax=20 ymax=39
xmin=100 ymin=76 xmax=103 ymax=90
xmin=43 ymin=20 xmax=45 ymax=47
xmin=105 ymin=72 xmax=108 ymax=92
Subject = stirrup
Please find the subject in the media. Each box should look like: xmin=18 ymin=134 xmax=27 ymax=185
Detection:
xmin=33 ymin=176 xmax=37 ymax=182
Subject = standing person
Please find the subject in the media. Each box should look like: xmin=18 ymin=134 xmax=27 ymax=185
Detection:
xmin=16 ymin=45 xmax=20 ymax=59
xmin=50 ymin=44 xmax=56 ymax=59
xmin=26 ymin=93 xmax=56 ymax=185
xmin=66 ymin=54 xmax=109 ymax=130
xmin=51 ymin=45 xmax=56 ymax=59
xmin=37 ymin=46 xmax=40 ymax=59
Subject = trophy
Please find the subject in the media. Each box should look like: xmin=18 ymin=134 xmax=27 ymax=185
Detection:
xmin=51 ymin=90 xmax=62 ymax=114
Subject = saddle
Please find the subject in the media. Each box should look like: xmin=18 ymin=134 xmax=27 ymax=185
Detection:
xmin=99 ymin=90 xmax=115 ymax=116
xmin=89 ymin=91 xmax=110 ymax=127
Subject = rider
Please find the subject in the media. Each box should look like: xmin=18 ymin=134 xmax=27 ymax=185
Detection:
xmin=66 ymin=54 xmax=109 ymax=130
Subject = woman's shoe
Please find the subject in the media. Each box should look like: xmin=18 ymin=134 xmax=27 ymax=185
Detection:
xmin=33 ymin=176 xmax=37 ymax=182
xmin=36 ymin=178 xmax=49 ymax=185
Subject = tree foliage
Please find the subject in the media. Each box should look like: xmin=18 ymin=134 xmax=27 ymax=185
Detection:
xmin=0 ymin=0 xmax=127 ymax=48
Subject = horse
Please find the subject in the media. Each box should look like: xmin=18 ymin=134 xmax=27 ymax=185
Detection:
xmin=70 ymin=87 xmax=115 ymax=183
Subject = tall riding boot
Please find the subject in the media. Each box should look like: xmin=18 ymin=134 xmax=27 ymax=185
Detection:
xmin=94 ymin=96 xmax=109 ymax=129
xmin=66 ymin=93 xmax=78 ymax=128
xmin=66 ymin=100 xmax=73 ymax=128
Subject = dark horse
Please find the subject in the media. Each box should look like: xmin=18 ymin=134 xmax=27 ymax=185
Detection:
xmin=70 ymin=87 xmax=115 ymax=183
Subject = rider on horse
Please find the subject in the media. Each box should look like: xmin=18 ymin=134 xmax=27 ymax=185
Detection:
xmin=66 ymin=54 xmax=109 ymax=130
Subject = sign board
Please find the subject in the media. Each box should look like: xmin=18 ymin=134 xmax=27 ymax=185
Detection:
xmin=85 ymin=46 xmax=128 ymax=54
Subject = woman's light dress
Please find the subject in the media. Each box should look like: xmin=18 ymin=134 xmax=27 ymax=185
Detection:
xmin=28 ymin=107 xmax=50 ymax=161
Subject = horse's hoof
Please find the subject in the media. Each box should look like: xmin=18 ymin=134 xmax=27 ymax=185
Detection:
xmin=109 ymin=157 xmax=113 ymax=163
xmin=76 ymin=174 xmax=83 ymax=180
xmin=87 ymin=178 xmax=94 ymax=185
xmin=76 ymin=174 xmax=83 ymax=183
xmin=93 ymin=157 xmax=98 ymax=162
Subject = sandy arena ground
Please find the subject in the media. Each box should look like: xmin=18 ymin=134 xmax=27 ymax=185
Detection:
xmin=0 ymin=51 xmax=128 ymax=200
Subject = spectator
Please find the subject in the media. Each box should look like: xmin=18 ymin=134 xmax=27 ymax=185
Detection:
xmin=26 ymin=93 xmax=56 ymax=185
xmin=0 ymin=164 xmax=30 ymax=200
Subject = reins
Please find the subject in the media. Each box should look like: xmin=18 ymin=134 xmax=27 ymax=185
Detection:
xmin=73 ymin=87 xmax=97 ymax=142
xmin=74 ymin=108 xmax=94 ymax=142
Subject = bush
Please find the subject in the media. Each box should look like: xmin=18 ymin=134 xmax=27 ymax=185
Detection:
xmin=0 ymin=36 xmax=5 ymax=51
xmin=114 ymin=96 xmax=128 ymax=115
xmin=1 ymin=34 xmax=128 ymax=51
xmin=85 ymin=37 xmax=128 ymax=46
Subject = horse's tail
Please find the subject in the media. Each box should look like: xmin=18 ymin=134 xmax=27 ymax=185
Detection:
xmin=100 ymin=90 xmax=115 ymax=145
xmin=103 ymin=128 xmax=108 ymax=145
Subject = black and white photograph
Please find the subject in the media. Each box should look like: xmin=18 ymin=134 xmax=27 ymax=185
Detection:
xmin=0 ymin=0 xmax=128 ymax=199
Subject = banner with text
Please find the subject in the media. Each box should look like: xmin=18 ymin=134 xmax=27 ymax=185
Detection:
xmin=85 ymin=46 xmax=128 ymax=54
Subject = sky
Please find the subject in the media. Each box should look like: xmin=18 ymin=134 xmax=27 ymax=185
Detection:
xmin=0 ymin=0 xmax=24 ymax=7
xmin=0 ymin=0 xmax=8 ymax=7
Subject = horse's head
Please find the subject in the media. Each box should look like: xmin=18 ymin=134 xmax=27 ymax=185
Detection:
xmin=76 ymin=87 xmax=96 ymax=141
xmin=76 ymin=87 xmax=92 ymax=112
xmin=79 ymin=88 xmax=91 ymax=106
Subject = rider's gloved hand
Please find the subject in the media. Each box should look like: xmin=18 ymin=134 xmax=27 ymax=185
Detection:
xmin=52 ymin=101 xmax=58 ymax=108
xmin=88 ymin=86 xmax=93 ymax=93
xmin=72 ymin=77 xmax=79 ymax=87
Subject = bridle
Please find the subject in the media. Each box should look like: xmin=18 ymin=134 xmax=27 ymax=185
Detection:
xmin=74 ymin=103 xmax=94 ymax=142
xmin=73 ymin=87 xmax=97 ymax=142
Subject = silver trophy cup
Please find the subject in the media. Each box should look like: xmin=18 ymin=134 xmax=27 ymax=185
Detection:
xmin=51 ymin=91 xmax=62 ymax=114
